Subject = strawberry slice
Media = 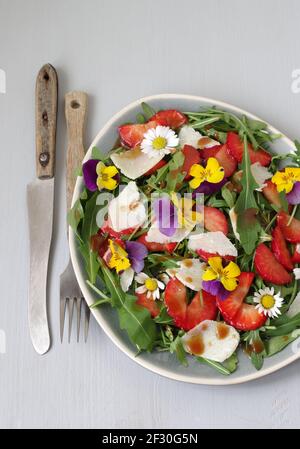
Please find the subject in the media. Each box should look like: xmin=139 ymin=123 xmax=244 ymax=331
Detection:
xmin=226 ymin=132 xmax=272 ymax=166
xmin=201 ymin=144 xmax=237 ymax=178
xmin=292 ymin=245 xmax=300 ymax=263
xmin=204 ymin=206 xmax=228 ymax=235
xmin=90 ymin=232 xmax=109 ymax=257
xmin=262 ymin=180 xmax=283 ymax=208
xmin=136 ymin=292 xmax=160 ymax=318
xmin=144 ymin=159 xmax=167 ymax=176
xmin=217 ymin=272 xmax=266 ymax=331
xmin=184 ymin=291 xmax=217 ymax=330
xmin=229 ymin=303 xmax=267 ymax=331
xmin=164 ymin=278 xmax=187 ymax=328
xmin=119 ymin=120 xmax=157 ymax=148
xmin=214 ymin=144 xmax=237 ymax=178
xmin=182 ymin=145 xmax=201 ymax=180
xmin=149 ymin=109 xmax=187 ymax=129
xmin=137 ymin=233 xmax=177 ymax=253
xmin=277 ymin=211 xmax=300 ymax=243
xmin=164 ymin=278 xmax=217 ymax=330
xmin=254 ymin=243 xmax=292 ymax=284
xmin=196 ymin=249 xmax=235 ymax=262
xmin=217 ymin=273 xmax=255 ymax=321
xmin=271 ymin=226 xmax=293 ymax=271
xmin=101 ymin=220 xmax=136 ymax=238
xmin=200 ymin=144 xmax=221 ymax=161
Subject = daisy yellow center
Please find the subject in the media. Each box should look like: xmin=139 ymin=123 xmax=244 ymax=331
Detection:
xmin=145 ymin=278 xmax=158 ymax=291
xmin=152 ymin=136 xmax=167 ymax=150
xmin=260 ymin=294 xmax=275 ymax=309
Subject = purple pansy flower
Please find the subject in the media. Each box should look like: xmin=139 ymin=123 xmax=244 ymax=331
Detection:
xmin=193 ymin=178 xmax=227 ymax=196
xmin=202 ymin=279 xmax=229 ymax=300
xmin=82 ymin=159 xmax=99 ymax=191
xmin=153 ymin=197 xmax=178 ymax=237
xmin=286 ymin=181 xmax=300 ymax=205
xmin=125 ymin=241 xmax=148 ymax=273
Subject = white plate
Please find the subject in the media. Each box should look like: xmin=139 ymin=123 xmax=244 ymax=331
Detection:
xmin=69 ymin=94 xmax=300 ymax=385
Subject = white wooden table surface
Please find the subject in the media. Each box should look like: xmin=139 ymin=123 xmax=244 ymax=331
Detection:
xmin=1 ymin=0 xmax=300 ymax=429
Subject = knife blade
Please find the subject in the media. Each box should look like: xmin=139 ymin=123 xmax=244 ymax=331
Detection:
xmin=27 ymin=64 xmax=58 ymax=354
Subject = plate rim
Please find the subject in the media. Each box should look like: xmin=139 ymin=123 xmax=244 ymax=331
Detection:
xmin=69 ymin=93 xmax=300 ymax=385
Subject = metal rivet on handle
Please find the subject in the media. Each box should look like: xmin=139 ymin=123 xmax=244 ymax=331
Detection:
xmin=39 ymin=152 xmax=50 ymax=166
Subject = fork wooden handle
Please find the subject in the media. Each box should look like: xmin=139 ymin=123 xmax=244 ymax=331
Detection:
xmin=65 ymin=91 xmax=88 ymax=211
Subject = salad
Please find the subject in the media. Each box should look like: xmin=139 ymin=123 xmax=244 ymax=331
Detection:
xmin=69 ymin=102 xmax=300 ymax=376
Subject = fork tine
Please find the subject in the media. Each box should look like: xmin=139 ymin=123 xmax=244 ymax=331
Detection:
xmin=76 ymin=297 xmax=82 ymax=342
xmin=84 ymin=300 xmax=90 ymax=343
xmin=68 ymin=298 xmax=75 ymax=343
xmin=60 ymin=298 xmax=67 ymax=342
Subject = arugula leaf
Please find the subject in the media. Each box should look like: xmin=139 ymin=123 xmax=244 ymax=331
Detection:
xmin=196 ymin=357 xmax=231 ymax=376
xmin=170 ymin=336 xmax=188 ymax=367
xmin=68 ymin=199 xmax=84 ymax=235
xmin=91 ymin=146 xmax=108 ymax=161
xmin=98 ymin=258 xmax=124 ymax=308
xmin=79 ymin=242 xmax=100 ymax=284
xmin=223 ymin=352 xmax=238 ymax=373
xmin=81 ymin=192 xmax=102 ymax=242
xmin=265 ymin=313 xmax=300 ymax=337
xmin=165 ymin=151 xmax=185 ymax=191
xmin=265 ymin=330 xmax=300 ymax=357
xmin=221 ymin=186 xmax=236 ymax=209
xmin=118 ymin=294 xmax=158 ymax=351
xmin=250 ymin=351 xmax=264 ymax=370
xmin=141 ymin=102 xmax=156 ymax=120
xmin=154 ymin=307 xmax=174 ymax=325
xmin=235 ymin=136 xmax=261 ymax=254
xmin=136 ymin=112 xmax=146 ymax=124
xmin=98 ymin=259 xmax=157 ymax=351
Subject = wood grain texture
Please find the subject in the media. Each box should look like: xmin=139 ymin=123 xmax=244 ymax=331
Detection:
xmin=65 ymin=91 xmax=87 ymax=210
xmin=35 ymin=64 xmax=58 ymax=179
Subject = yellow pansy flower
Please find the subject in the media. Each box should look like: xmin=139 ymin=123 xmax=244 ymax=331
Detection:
xmin=108 ymin=240 xmax=131 ymax=273
xmin=271 ymin=167 xmax=300 ymax=194
xmin=202 ymin=256 xmax=241 ymax=291
xmin=96 ymin=161 xmax=119 ymax=190
xmin=189 ymin=157 xmax=225 ymax=189
xmin=171 ymin=193 xmax=203 ymax=230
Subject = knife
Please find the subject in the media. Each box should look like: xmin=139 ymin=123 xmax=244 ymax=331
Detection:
xmin=27 ymin=64 xmax=58 ymax=354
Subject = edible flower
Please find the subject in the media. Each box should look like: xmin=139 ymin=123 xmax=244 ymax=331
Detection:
xmin=153 ymin=197 xmax=178 ymax=237
xmin=189 ymin=158 xmax=225 ymax=190
xmin=125 ymin=241 xmax=148 ymax=273
xmin=83 ymin=159 xmax=119 ymax=191
xmin=171 ymin=193 xmax=202 ymax=230
xmin=272 ymin=167 xmax=300 ymax=204
xmin=202 ymin=256 xmax=241 ymax=300
xmin=253 ymin=287 xmax=284 ymax=318
xmin=135 ymin=272 xmax=165 ymax=300
xmin=107 ymin=240 xmax=131 ymax=273
xmin=106 ymin=239 xmax=148 ymax=292
xmin=141 ymin=125 xmax=179 ymax=158
xmin=152 ymin=194 xmax=202 ymax=237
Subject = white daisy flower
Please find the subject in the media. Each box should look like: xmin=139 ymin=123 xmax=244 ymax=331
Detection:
xmin=253 ymin=287 xmax=284 ymax=318
xmin=135 ymin=272 xmax=165 ymax=300
xmin=141 ymin=125 xmax=179 ymax=158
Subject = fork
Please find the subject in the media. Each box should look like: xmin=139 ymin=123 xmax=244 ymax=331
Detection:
xmin=60 ymin=91 xmax=90 ymax=342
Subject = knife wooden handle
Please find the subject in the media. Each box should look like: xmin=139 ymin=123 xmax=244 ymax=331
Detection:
xmin=35 ymin=64 xmax=58 ymax=179
xmin=65 ymin=91 xmax=88 ymax=210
